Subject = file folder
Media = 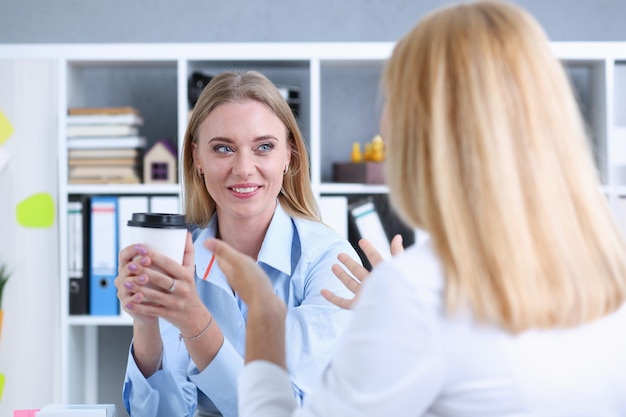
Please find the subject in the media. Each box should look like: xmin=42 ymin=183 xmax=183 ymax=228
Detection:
xmin=117 ymin=195 xmax=149 ymax=250
xmin=116 ymin=195 xmax=149 ymax=318
xmin=89 ymin=196 xmax=119 ymax=315
xmin=68 ymin=195 xmax=90 ymax=315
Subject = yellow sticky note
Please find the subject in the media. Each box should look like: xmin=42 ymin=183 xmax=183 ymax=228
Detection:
xmin=0 ymin=111 xmax=14 ymax=145
xmin=16 ymin=193 xmax=55 ymax=228
xmin=0 ymin=372 xmax=4 ymax=401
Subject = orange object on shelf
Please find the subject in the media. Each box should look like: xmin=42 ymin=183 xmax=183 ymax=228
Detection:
xmin=351 ymin=142 xmax=363 ymax=163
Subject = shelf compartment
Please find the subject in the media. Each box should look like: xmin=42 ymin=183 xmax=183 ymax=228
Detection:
xmin=66 ymin=60 xmax=179 ymax=153
xmin=320 ymin=60 xmax=385 ymax=183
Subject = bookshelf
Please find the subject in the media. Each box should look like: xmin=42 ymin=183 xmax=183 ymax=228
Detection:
xmin=1 ymin=42 xmax=626 ymax=416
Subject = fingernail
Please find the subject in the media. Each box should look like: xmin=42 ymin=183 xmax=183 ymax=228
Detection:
xmin=135 ymin=245 xmax=148 ymax=256
xmin=124 ymin=282 xmax=133 ymax=290
xmin=138 ymin=275 xmax=147 ymax=283
xmin=125 ymin=303 xmax=134 ymax=310
xmin=139 ymin=256 xmax=149 ymax=266
xmin=133 ymin=294 xmax=142 ymax=302
xmin=128 ymin=263 xmax=138 ymax=272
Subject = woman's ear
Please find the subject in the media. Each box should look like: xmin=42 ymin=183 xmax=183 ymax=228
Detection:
xmin=192 ymin=143 xmax=204 ymax=177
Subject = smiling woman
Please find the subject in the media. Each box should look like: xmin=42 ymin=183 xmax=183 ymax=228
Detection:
xmin=193 ymin=99 xmax=291 ymax=241
xmin=114 ymin=70 xmax=361 ymax=417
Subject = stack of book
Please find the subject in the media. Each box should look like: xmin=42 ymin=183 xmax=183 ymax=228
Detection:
xmin=67 ymin=107 xmax=147 ymax=184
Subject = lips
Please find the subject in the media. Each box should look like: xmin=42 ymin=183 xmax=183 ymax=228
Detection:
xmin=229 ymin=185 xmax=260 ymax=194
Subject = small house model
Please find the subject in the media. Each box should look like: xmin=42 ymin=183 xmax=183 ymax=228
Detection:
xmin=143 ymin=139 xmax=177 ymax=184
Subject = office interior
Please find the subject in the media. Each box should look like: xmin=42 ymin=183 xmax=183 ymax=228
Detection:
xmin=1 ymin=0 xmax=626 ymax=415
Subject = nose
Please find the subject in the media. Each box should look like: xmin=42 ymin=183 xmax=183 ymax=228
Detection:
xmin=231 ymin=151 xmax=254 ymax=178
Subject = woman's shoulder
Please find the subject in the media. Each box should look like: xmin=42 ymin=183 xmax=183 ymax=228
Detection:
xmin=293 ymin=217 xmax=340 ymax=237
xmin=381 ymin=241 xmax=445 ymax=294
xmin=292 ymin=217 xmax=356 ymax=256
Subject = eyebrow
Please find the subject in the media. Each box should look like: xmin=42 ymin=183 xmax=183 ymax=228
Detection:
xmin=207 ymin=135 xmax=279 ymax=144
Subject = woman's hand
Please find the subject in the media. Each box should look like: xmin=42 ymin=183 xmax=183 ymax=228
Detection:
xmin=203 ymin=238 xmax=277 ymax=308
xmin=205 ymin=238 xmax=287 ymax=367
xmin=321 ymin=234 xmax=404 ymax=310
xmin=114 ymin=232 xmax=207 ymax=333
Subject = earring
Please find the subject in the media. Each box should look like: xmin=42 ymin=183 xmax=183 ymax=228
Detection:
xmin=197 ymin=168 xmax=204 ymax=177
xmin=283 ymin=165 xmax=289 ymax=175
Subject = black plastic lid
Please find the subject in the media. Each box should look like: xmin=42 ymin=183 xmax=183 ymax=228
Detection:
xmin=127 ymin=213 xmax=188 ymax=229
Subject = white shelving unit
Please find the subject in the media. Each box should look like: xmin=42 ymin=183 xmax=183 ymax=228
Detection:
xmin=2 ymin=42 xmax=626 ymax=416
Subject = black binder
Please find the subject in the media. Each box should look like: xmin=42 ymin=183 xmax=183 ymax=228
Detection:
xmin=68 ymin=195 xmax=90 ymax=315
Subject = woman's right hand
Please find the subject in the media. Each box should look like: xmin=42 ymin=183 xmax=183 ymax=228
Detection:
xmin=115 ymin=242 xmax=159 ymax=324
xmin=321 ymin=234 xmax=404 ymax=310
xmin=114 ymin=232 xmax=203 ymax=330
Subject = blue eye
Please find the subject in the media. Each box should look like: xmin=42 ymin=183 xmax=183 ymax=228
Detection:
xmin=214 ymin=144 xmax=234 ymax=154
xmin=257 ymin=143 xmax=274 ymax=152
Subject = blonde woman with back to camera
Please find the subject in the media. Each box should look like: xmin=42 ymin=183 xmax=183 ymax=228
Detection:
xmin=205 ymin=1 xmax=626 ymax=416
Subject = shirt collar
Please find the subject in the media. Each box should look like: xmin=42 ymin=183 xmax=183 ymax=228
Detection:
xmin=195 ymin=201 xmax=294 ymax=280
xmin=257 ymin=201 xmax=293 ymax=276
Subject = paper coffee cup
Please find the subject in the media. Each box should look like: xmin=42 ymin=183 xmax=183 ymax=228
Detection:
xmin=127 ymin=213 xmax=188 ymax=264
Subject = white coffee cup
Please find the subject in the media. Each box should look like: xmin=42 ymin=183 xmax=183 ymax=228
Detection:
xmin=127 ymin=213 xmax=188 ymax=263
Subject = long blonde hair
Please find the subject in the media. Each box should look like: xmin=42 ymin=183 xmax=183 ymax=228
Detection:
xmin=383 ymin=0 xmax=626 ymax=332
xmin=182 ymin=70 xmax=319 ymax=227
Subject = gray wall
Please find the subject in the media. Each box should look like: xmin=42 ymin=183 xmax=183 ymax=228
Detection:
xmin=1 ymin=0 xmax=626 ymax=43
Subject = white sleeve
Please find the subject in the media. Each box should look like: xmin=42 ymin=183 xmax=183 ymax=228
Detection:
xmin=239 ymin=248 xmax=446 ymax=417
xmin=239 ymin=360 xmax=299 ymax=417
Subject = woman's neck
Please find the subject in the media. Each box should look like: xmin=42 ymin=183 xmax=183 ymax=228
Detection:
xmin=215 ymin=208 xmax=275 ymax=260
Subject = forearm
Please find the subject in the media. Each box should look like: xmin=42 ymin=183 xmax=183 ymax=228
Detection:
xmin=132 ymin=319 xmax=163 ymax=378
xmin=182 ymin=310 xmax=225 ymax=372
xmin=245 ymin=295 xmax=288 ymax=368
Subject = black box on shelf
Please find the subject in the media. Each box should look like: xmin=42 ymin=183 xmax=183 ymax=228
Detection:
xmin=333 ymin=162 xmax=385 ymax=184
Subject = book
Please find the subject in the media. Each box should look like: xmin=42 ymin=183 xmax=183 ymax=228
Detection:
xmin=67 ymin=113 xmax=143 ymax=126
xmin=67 ymin=124 xmax=139 ymax=137
xmin=69 ymin=106 xmax=139 ymax=115
xmin=69 ymin=157 xmax=138 ymax=167
xmin=69 ymin=177 xmax=141 ymax=184
xmin=69 ymin=165 xmax=140 ymax=182
xmin=67 ymin=136 xmax=146 ymax=150
xmin=69 ymin=148 xmax=141 ymax=159
xmin=69 ymin=165 xmax=138 ymax=176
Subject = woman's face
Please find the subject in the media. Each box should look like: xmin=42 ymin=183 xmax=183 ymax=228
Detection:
xmin=193 ymin=99 xmax=291 ymax=224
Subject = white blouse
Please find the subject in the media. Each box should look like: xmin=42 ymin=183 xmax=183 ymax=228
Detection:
xmin=239 ymin=242 xmax=626 ymax=417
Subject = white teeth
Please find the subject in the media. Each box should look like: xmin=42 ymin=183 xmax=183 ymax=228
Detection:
xmin=232 ymin=187 xmax=257 ymax=193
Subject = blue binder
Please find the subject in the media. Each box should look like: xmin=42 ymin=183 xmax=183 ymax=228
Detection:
xmin=89 ymin=196 xmax=119 ymax=315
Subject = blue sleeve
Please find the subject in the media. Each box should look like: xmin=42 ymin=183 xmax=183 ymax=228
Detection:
xmin=123 ymin=318 xmax=243 ymax=417
xmin=122 ymin=322 xmax=199 ymax=417
xmin=188 ymin=334 xmax=243 ymax=417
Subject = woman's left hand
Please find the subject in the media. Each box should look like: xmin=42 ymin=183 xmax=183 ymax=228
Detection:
xmin=321 ymin=234 xmax=404 ymax=310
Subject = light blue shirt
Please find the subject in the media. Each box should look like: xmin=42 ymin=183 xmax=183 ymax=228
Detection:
xmin=123 ymin=203 xmax=358 ymax=417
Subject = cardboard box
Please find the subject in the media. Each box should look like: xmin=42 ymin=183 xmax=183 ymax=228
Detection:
xmin=333 ymin=162 xmax=385 ymax=184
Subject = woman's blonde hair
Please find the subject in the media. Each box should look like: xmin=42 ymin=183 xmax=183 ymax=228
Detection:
xmin=182 ymin=70 xmax=319 ymax=227
xmin=383 ymin=0 xmax=626 ymax=332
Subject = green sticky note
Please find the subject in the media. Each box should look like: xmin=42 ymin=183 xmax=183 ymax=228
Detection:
xmin=0 ymin=372 xmax=4 ymax=401
xmin=0 ymin=111 xmax=14 ymax=145
xmin=16 ymin=193 xmax=55 ymax=228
